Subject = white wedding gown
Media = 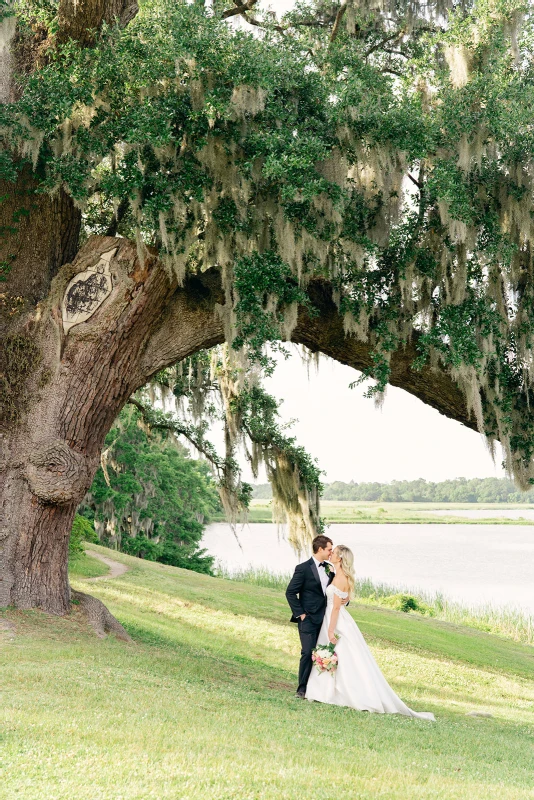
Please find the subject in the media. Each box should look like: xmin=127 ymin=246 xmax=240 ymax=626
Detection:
xmin=306 ymin=585 xmax=435 ymax=720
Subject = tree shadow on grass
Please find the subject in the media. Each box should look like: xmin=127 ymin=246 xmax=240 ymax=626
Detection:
xmin=117 ymin=591 xmax=532 ymax=729
xmin=121 ymin=617 xmax=302 ymax=701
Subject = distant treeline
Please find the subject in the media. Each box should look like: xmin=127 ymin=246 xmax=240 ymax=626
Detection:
xmin=252 ymin=478 xmax=534 ymax=503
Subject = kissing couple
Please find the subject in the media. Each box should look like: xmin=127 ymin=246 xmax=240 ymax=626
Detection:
xmin=286 ymin=534 xmax=435 ymax=719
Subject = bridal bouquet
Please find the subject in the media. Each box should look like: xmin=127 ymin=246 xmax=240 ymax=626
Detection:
xmin=312 ymin=634 xmax=340 ymax=675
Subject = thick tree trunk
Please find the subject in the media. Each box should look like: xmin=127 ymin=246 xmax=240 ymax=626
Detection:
xmin=1 ymin=0 xmax=167 ymax=618
xmin=1 ymin=236 xmax=225 ymax=613
xmin=0 ymin=169 xmax=81 ymax=315
xmin=3 ymin=501 xmax=78 ymax=613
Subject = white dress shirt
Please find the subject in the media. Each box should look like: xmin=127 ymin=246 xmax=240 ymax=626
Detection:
xmin=312 ymin=555 xmax=330 ymax=594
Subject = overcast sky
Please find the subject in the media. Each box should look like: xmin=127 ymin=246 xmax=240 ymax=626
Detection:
xmin=243 ymin=349 xmax=506 ymax=484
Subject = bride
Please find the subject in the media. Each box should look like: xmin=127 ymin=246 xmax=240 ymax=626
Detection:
xmin=306 ymin=545 xmax=435 ymax=720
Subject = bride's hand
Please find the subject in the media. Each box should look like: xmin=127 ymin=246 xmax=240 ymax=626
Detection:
xmin=328 ymin=632 xmax=337 ymax=644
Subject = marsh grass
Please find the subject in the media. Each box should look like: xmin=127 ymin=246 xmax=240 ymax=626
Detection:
xmin=216 ymin=564 xmax=534 ymax=646
xmin=216 ymin=564 xmax=291 ymax=591
xmin=1 ymin=546 xmax=534 ymax=800
xmin=217 ymin=500 xmax=534 ymax=525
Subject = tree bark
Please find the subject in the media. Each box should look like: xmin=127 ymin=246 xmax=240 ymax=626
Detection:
xmin=1 ymin=237 xmax=224 ymax=614
xmin=0 ymin=168 xmax=81 ymax=320
xmin=56 ymin=0 xmax=139 ymax=46
xmin=71 ymin=590 xmax=132 ymax=640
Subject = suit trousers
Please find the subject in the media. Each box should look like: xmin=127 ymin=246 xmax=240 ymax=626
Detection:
xmin=297 ymin=615 xmax=323 ymax=694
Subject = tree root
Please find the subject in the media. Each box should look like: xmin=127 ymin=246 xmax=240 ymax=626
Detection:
xmin=71 ymin=590 xmax=133 ymax=642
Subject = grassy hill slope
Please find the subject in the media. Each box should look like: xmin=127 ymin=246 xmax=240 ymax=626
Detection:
xmin=1 ymin=544 xmax=533 ymax=800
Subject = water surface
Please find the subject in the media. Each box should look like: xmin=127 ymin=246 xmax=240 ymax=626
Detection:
xmin=429 ymin=508 xmax=534 ymax=520
xmin=202 ymin=522 xmax=534 ymax=613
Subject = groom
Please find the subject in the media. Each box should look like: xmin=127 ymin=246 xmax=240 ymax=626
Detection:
xmin=286 ymin=535 xmax=335 ymax=698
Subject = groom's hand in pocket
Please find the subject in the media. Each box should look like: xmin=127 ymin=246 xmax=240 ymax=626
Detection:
xmin=299 ymin=614 xmax=306 ymax=621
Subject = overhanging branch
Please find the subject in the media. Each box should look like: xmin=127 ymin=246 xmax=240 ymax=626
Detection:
xmin=141 ymin=266 xmax=477 ymax=435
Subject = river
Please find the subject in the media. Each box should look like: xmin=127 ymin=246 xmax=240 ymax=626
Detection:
xmin=201 ymin=521 xmax=534 ymax=613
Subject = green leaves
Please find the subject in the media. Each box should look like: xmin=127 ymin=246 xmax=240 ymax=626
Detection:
xmin=233 ymin=252 xmax=313 ymax=357
xmin=69 ymin=514 xmax=98 ymax=555
xmin=81 ymin=407 xmax=219 ymax=574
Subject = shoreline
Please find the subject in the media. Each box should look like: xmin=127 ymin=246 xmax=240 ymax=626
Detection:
xmin=211 ymin=503 xmax=534 ymax=525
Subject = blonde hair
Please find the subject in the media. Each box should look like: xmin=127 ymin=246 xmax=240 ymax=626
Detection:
xmin=334 ymin=545 xmax=355 ymax=598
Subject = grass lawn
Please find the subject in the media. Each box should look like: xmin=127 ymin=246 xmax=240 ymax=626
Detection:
xmin=230 ymin=499 xmax=534 ymax=524
xmin=1 ymin=544 xmax=533 ymax=799
xmin=68 ymin=550 xmax=110 ymax=578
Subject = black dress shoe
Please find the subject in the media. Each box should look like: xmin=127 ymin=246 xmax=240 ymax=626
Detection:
xmin=295 ymin=691 xmax=306 ymax=699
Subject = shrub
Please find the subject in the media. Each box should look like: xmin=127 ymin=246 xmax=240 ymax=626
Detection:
xmin=69 ymin=515 xmax=98 ymax=555
xmin=158 ymin=542 xmax=214 ymax=575
xmin=80 ymin=407 xmax=219 ymax=575
xmin=120 ymin=533 xmax=163 ymax=561
xmin=381 ymin=593 xmax=434 ymax=616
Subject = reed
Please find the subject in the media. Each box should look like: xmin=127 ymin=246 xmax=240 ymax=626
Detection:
xmin=215 ymin=563 xmax=534 ymax=646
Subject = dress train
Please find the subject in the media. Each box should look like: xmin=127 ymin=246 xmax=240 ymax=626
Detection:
xmin=306 ymin=585 xmax=435 ymax=720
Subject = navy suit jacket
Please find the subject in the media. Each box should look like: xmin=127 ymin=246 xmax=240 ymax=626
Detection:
xmin=285 ymin=557 xmax=334 ymax=625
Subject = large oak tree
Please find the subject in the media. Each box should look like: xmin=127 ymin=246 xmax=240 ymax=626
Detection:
xmin=1 ymin=0 xmax=534 ymax=617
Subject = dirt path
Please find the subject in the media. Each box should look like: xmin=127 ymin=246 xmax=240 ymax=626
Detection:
xmin=85 ymin=550 xmax=129 ymax=580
